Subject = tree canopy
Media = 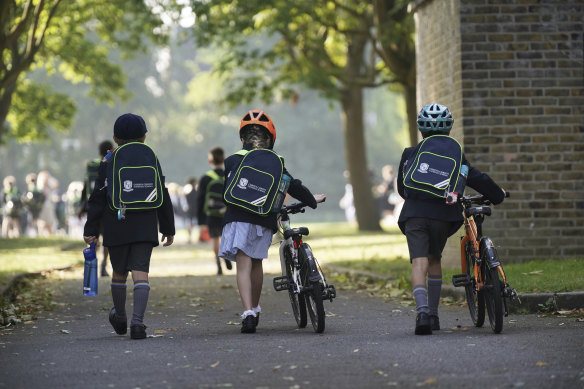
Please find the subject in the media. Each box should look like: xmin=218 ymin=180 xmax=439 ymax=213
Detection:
xmin=0 ymin=0 xmax=173 ymax=143
xmin=190 ymin=0 xmax=415 ymax=230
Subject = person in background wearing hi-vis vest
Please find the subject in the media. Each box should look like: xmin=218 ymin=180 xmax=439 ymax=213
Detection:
xmin=196 ymin=147 xmax=232 ymax=275
xmin=79 ymin=140 xmax=114 ymax=277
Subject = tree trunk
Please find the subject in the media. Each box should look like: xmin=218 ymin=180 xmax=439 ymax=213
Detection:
xmin=340 ymin=88 xmax=381 ymax=231
xmin=0 ymin=80 xmax=16 ymax=143
xmin=340 ymin=33 xmax=381 ymax=232
xmin=403 ymin=82 xmax=419 ymax=146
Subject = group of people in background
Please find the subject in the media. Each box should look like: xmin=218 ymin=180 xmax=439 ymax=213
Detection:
xmin=1 ymin=170 xmax=69 ymax=239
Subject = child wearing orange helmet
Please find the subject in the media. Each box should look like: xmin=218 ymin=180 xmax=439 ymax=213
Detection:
xmin=219 ymin=109 xmax=324 ymax=333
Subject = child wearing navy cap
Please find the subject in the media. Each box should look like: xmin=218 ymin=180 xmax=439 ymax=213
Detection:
xmin=83 ymin=113 xmax=175 ymax=339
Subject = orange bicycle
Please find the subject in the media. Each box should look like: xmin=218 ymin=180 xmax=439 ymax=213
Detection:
xmin=452 ymin=192 xmax=519 ymax=333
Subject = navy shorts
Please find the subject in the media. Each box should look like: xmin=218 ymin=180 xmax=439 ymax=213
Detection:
xmin=108 ymin=242 xmax=153 ymax=274
xmin=404 ymin=218 xmax=455 ymax=262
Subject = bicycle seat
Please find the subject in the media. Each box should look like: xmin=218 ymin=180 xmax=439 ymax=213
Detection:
xmin=465 ymin=206 xmax=491 ymax=218
xmin=283 ymin=227 xmax=309 ymax=239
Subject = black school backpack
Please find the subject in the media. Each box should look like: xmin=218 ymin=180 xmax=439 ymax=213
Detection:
xmin=403 ymin=135 xmax=465 ymax=200
xmin=85 ymin=158 xmax=101 ymax=198
xmin=224 ymin=148 xmax=287 ymax=215
xmin=106 ymin=142 xmax=164 ymax=213
xmin=203 ymin=170 xmax=226 ymax=218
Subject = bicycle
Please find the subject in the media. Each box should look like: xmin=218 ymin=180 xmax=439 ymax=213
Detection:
xmin=272 ymin=197 xmax=336 ymax=333
xmin=452 ymin=192 xmax=519 ymax=334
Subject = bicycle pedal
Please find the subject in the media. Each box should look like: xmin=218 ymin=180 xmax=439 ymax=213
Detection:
xmin=452 ymin=273 xmax=471 ymax=287
xmin=325 ymin=285 xmax=337 ymax=301
xmin=273 ymin=276 xmax=289 ymax=292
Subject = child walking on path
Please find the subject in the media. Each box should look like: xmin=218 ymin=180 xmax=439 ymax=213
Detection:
xmin=196 ymin=147 xmax=231 ymax=275
xmin=396 ymin=103 xmax=506 ymax=335
xmin=83 ymin=113 xmax=175 ymax=339
xmin=219 ymin=109 xmax=322 ymax=334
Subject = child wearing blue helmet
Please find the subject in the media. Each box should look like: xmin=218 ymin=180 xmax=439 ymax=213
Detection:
xmin=396 ymin=103 xmax=506 ymax=335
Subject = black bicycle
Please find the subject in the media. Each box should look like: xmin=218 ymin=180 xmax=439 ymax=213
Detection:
xmin=272 ymin=197 xmax=336 ymax=333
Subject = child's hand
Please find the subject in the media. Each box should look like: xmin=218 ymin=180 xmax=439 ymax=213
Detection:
xmin=161 ymin=234 xmax=174 ymax=247
xmin=314 ymin=194 xmax=326 ymax=204
xmin=83 ymin=236 xmax=98 ymax=244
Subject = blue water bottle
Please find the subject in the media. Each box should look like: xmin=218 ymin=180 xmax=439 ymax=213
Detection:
xmin=83 ymin=243 xmax=98 ymax=296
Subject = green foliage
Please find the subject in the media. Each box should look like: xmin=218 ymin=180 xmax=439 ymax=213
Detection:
xmin=8 ymin=80 xmax=76 ymax=142
xmin=190 ymin=0 xmax=392 ymax=107
xmin=0 ymin=0 xmax=178 ymax=143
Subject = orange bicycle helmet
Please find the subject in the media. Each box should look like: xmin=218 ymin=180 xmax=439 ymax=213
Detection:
xmin=239 ymin=110 xmax=276 ymax=145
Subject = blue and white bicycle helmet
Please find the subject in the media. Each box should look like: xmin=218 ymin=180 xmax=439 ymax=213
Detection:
xmin=417 ymin=103 xmax=454 ymax=133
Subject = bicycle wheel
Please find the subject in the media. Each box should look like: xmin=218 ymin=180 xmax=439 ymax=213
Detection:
xmin=298 ymin=245 xmax=325 ymax=333
xmin=465 ymin=242 xmax=485 ymax=327
xmin=483 ymin=265 xmax=504 ymax=334
xmin=305 ymin=280 xmax=325 ymax=333
xmin=284 ymin=246 xmax=307 ymax=328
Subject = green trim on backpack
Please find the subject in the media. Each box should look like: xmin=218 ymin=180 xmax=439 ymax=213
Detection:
xmin=224 ymin=148 xmax=285 ymax=215
xmin=107 ymin=142 xmax=164 ymax=211
xmin=403 ymin=135 xmax=463 ymax=199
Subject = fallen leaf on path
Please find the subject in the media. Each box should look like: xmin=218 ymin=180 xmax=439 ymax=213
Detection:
xmin=210 ymin=361 xmax=220 ymax=368
xmin=60 ymin=329 xmax=70 ymax=334
xmin=226 ymin=321 xmax=239 ymax=325
xmin=536 ymin=361 xmax=549 ymax=366
xmin=521 ymin=270 xmax=543 ymax=275
xmin=154 ymin=330 xmax=167 ymax=334
xmin=424 ymin=378 xmax=437 ymax=384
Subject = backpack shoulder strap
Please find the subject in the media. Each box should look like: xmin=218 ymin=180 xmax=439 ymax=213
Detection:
xmin=206 ymin=170 xmax=220 ymax=181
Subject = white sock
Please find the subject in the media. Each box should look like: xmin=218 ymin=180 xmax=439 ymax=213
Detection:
xmin=241 ymin=310 xmax=256 ymax=319
xmin=252 ymin=305 xmax=261 ymax=315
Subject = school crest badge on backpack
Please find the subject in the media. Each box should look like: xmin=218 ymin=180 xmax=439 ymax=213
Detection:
xmin=224 ymin=148 xmax=289 ymax=215
xmin=106 ymin=142 xmax=164 ymax=219
xmin=403 ymin=135 xmax=465 ymax=200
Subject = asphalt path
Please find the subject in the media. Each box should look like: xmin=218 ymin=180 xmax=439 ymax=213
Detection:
xmin=1 ymin=252 xmax=583 ymax=389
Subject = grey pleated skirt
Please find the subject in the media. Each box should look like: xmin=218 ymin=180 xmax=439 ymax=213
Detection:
xmin=219 ymin=222 xmax=273 ymax=262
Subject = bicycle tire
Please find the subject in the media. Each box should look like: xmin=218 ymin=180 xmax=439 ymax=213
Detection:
xmin=465 ymin=241 xmax=485 ymax=327
xmin=283 ymin=245 xmax=307 ymax=328
xmin=483 ymin=265 xmax=504 ymax=334
xmin=297 ymin=244 xmax=325 ymax=333
xmin=305 ymin=280 xmax=325 ymax=333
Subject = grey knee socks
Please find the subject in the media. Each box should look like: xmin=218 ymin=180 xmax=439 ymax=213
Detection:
xmin=131 ymin=280 xmax=150 ymax=326
xmin=413 ymin=284 xmax=430 ymax=314
xmin=111 ymin=279 xmax=127 ymax=320
xmin=427 ymin=274 xmax=442 ymax=316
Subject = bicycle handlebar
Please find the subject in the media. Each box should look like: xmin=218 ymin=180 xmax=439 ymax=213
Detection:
xmin=281 ymin=196 xmax=326 ymax=216
xmin=461 ymin=190 xmax=510 ymax=206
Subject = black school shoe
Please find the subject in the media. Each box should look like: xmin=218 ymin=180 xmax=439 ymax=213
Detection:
xmin=109 ymin=307 xmax=127 ymax=335
xmin=241 ymin=315 xmax=256 ymax=333
xmin=415 ymin=312 xmax=432 ymax=335
xmin=130 ymin=324 xmax=147 ymax=339
xmin=430 ymin=315 xmax=440 ymax=331
xmin=254 ymin=312 xmax=260 ymax=326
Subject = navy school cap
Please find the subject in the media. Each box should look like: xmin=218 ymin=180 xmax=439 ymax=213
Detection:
xmin=113 ymin=113 xmax=148 ymax=140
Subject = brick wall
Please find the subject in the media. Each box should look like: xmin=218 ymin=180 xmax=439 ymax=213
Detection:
xmin=414 ymin=0 xmax=584 ymax=264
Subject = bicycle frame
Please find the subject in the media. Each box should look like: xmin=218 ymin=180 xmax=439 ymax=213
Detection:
xmin=278 ymin=214 xmax=329 ymax=296
xmin=460 ymin=198 xmax=509 ymax=293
